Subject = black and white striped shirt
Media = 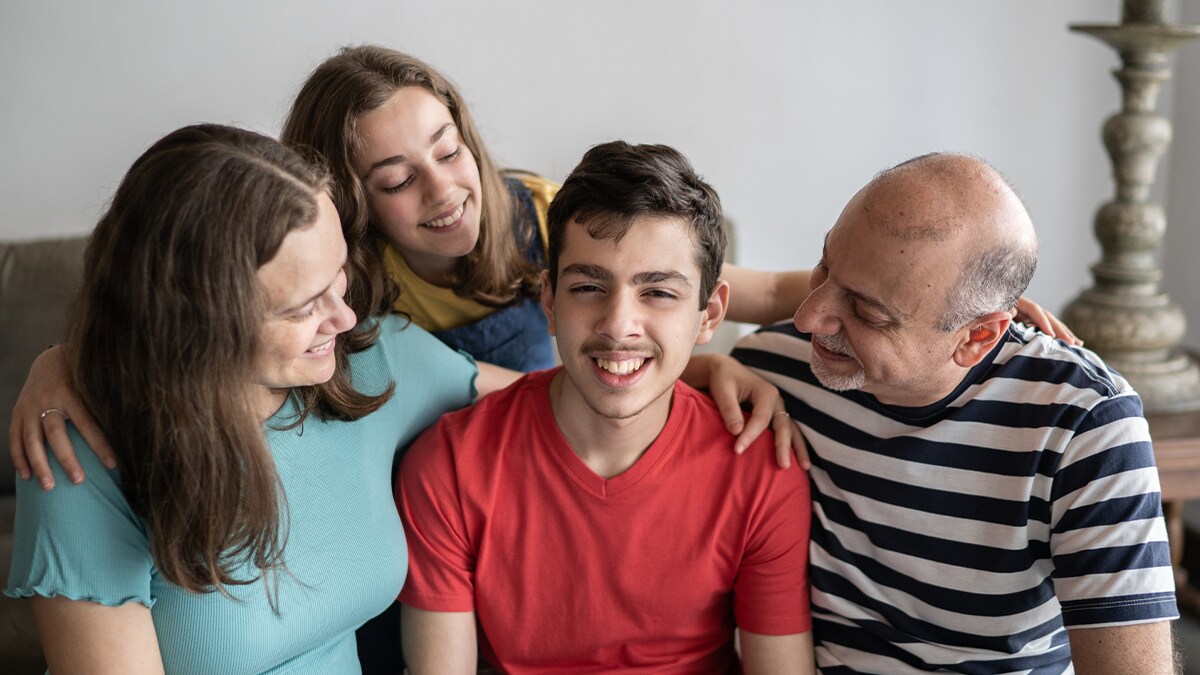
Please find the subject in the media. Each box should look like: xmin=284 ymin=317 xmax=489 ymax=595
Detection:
xmin=733 ymin=322 xmax=1178 ymax=674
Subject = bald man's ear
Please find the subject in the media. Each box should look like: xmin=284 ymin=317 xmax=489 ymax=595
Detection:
xmin=952 ymin=311 xmax=1011 ymax=368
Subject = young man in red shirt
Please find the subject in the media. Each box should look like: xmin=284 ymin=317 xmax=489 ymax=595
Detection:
xmin=396 ymin=141 xmax=813 ymax=673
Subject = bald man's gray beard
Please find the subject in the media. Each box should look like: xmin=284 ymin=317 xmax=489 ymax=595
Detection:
xmin=810 ymin=333 xmax=866 ymax=392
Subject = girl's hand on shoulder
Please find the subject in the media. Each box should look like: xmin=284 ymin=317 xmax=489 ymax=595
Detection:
xmin=1013 ymin=297 xmax=1081 ymax=346
xmin=9 ymin=346 xmax=115 ymax=490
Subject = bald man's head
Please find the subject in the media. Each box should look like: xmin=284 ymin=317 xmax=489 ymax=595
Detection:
xmin=794 ymin=152 xmax=1040 ymax=406
xmin=860 ymin=153 xmax=1038 ymax=330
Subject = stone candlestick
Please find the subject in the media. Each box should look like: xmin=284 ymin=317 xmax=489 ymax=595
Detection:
xmin=1062 ymin=0 xmax=1200 ymax=413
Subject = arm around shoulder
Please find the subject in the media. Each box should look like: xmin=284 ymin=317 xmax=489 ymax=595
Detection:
xmin=32 ymin=595 xmax=164 ymax=675
xmin=721 ymin=264 xmax=812 ymax=326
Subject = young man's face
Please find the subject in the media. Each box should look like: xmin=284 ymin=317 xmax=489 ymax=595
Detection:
xmin=542 ymin=215 xmax=727 ymax=423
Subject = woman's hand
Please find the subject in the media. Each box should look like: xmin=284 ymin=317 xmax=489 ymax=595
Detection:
xmin=683 ymin=353 xmax=809 ymax=470
xmin=9 ymin=346 xmax=115 ymax=489
xmin=1014 ymin=297 xmax=1081 ymax=346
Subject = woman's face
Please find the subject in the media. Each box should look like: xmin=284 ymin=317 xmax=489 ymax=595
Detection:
xmin=254 ymin=192 xmax=357 ymax=413
xmin=353 ymin=86 xmax=483 ymax=285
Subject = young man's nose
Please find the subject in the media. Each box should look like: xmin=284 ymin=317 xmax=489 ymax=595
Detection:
xmin=596 ymin=292 xmax=643 ymax=341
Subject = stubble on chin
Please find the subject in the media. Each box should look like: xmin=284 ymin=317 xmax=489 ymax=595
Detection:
xmin=809 ymin=346 xmax=866 ymax=392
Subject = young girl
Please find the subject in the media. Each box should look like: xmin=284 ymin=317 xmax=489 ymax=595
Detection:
xmin=281 ymin=46 xmax=560 ymax=374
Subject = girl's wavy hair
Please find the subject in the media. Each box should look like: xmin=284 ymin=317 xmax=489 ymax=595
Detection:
xmin=281 ymin=45 xmax=540 ymax=314
xmin=65 ymin=124 xmax=392 ymax=605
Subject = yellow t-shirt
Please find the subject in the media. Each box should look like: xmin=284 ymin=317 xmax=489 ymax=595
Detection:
xmin=384 ymin=173 xmax=557 ymax=331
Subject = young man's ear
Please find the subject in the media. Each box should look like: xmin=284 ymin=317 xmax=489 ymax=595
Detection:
xmin=540 ymin=269 xmax=556 ymax=336
xmin=695 ymin=280 xmax=731 ymax=346
xmin=952 ymin=310 xmax=1011 ymax=368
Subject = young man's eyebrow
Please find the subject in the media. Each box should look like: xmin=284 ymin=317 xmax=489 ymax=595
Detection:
xmin=560 ymin=263 xmax=613 ymax=281
xmin=632 ymin=270 xmax=691 ymax=287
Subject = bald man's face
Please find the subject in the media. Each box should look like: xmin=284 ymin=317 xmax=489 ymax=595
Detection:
xmin=791 ymin=188 xmax=974 ymax=407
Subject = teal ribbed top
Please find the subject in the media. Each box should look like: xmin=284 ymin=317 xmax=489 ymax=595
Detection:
xmin=6 ymin=316 xmax=477 ymax=673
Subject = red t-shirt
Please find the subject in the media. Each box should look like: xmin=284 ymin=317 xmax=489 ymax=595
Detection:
xmin=398 ymin=369 xmax=811 ymax=672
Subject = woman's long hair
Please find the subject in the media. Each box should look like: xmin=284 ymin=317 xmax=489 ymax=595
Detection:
xmin=281 ymin=45 xmax=540 ymax=313
xmin=64 ymin=124 xmax=391 ymax=599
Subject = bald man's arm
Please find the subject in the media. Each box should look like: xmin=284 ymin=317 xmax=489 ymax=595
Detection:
xmin=1067 ymin=622 xmax=1176 ymax=674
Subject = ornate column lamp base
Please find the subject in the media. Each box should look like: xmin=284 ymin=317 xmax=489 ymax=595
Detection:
xmin=1062 ymin=0 xmax=1200 ymax=413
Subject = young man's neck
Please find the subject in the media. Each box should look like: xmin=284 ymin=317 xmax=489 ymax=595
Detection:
xmin=547 ymin=371 xmax=674 ymax=479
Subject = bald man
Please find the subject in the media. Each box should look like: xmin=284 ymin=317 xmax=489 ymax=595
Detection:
xmin=721 ymin=154 xmax=1179 ymax=673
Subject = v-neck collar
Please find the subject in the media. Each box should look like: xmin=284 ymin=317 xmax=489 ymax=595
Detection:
xmin=531 ymin=369 xmax=683 ymax=499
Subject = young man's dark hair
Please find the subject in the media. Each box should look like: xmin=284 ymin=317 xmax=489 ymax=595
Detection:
xmin=546 ymin=141 xmax=727 ymax=308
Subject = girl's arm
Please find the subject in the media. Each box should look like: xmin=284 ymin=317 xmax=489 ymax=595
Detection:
xmin=9 ymin=346 xmax=115 ymax=490
xmin=475 ymin=362 xmax=522 ymax=399
xmin=32 ymin=596 xmax=164 ymax=675
xmin=721 ymin=264 xmax=811 ymax=326
xmin=723 ymin=263 xmax=1081 ymax=345
xmin=1014 ymin=297 xmax=1081 ymax=345
xmin=11 ymin=350 xmax=522 ymax=488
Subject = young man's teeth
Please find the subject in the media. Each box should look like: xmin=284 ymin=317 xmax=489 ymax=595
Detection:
xmin=595 ymin=358 xmax=645 ymax=375
xmin=423 ymin=204 xmax=464 ymax=228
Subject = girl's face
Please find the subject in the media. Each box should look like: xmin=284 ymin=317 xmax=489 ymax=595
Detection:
xmin=353 ymin=86 xmax=483 ymax=284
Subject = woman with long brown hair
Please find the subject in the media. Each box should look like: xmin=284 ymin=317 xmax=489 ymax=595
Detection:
xmin=4 ymin=124 xmax=477 ymax=672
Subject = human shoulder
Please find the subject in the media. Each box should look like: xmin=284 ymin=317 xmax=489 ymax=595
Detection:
xmin=365 ymin=313 xmax=468 ymax=355
xmin=6 ymin=426 xmax=152 ymax=607
xmin=350 ymin=314 xmax=478 ymax=397
xmin=671 ymin=381 xmax=805 ymax=487
xmin=436 ymin=369 xmax=549 ymax=433
xmin=12 ymin=427 xmax=132 ymax=521
xmin=975 ymin=327 xmax=1151 ymax=481
xmin=990 ymin=325 xmax=1137 ymax=409
xmin=403 ymin=370 xmax=550 ymax=464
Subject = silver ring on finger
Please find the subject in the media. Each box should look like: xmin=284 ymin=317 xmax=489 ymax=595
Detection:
xmin=39 ymin=408 xmax=69 ymax=422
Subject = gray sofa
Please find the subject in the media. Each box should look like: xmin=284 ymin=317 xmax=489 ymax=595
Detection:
xmin=0 ymin=235 xmax=89 ymax=674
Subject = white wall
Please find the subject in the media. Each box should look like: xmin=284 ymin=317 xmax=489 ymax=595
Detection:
xmin=8 ymin=0 xmax=1196 ymax=342
xmin=1167 ymin=2 xmax=1200 ymax=347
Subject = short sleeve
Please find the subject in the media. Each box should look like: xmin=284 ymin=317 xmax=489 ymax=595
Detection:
xmin=396 ymin=420 xmax=477 ymax=612
xmin=1049 ymin=395 xmax=1178 ymax=627
xmin=5 ymin=428 xmax=155 ymax=608
xmin=732 ymin=448 xmax=813 ymax=636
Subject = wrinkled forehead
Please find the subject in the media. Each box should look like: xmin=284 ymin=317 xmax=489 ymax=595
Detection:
xmin=825 ymin=200 xmax=965 ymax=319
xmin=855 ymin=177 xmax=968 ymax=243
